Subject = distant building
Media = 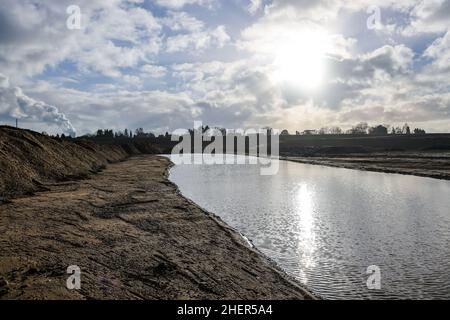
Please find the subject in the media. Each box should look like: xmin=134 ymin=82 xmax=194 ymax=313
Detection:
xmin=302 ymin=130 xmax=317 ymax=135
xmin=369 ymin=125 xmax=388 ymax=136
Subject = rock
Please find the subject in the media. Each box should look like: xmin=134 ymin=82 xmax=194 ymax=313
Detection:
xmin=0 ymin=197 xmax=12 ymax=204
xmin=0 ymin=279 xmax=9 ymax=297
xmin=0 ymin=279 xmax=9 ymax=287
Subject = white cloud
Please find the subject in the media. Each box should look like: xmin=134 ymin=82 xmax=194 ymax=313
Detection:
xmin=1 ymin=0 xmax=450 ymax=134
xmin=424 ymin=30 xmax=450 ymax=70
xmin=361 ymin=45 xmax=414 ymax=75
xmin=141 ymin=64 xmax=168 ymax=78
xmin=402 ymin=0 xmax=450 ymax=35
xmin=166 ymin=25 xmax=230 ymax=53
xmin=162 ymin=11 xmax=205 ymax=32
xmin=0 ymin=73 xmax=76 ymax=135
xmin=154 ymin=0 xmax=216 ymax=10
xmin=247 ymin=0 xmax=262 ymax=14
xmin=0 ymin=0 xmax=162 ymax=82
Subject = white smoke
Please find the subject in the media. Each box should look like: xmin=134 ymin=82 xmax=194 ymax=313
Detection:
xmin=0 ymin=73 xmax=76 ymax=136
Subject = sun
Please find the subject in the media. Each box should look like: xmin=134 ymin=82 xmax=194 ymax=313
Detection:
xmin=272 ymin=30 xmax=329 ymax=90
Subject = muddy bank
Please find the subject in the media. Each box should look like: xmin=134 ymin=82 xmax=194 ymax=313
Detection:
xmin=285 ymin=152 xmax=450 ymax=180
xmin=0 ymin=155 xmax=315 ymax=300
xmin=0 ymin=126 xmax=161 ymax=200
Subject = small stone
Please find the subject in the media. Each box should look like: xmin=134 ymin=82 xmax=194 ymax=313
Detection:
xmin=0 ymin=279 xmax=9 ymax=287
xmin=0 ymin=279 xmax=9 ymax=297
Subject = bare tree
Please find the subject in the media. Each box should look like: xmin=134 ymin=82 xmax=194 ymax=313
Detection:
xmin=349 ymin=122 xmax=369 ymax=135
xmin=329 ymin=126 xmax=343 ymax=134
xmin=318 ymin=127 xmax=328 ymax=135
xmin=403 ymin=123 xmax=411 ymax=135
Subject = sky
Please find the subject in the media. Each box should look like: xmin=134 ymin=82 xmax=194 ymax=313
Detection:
xmin=0 ymin=0 xmax=449 ymax=136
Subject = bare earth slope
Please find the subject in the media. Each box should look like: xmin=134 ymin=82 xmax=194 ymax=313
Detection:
xmin=0 ymin=155 xmax=314 ymax=300
xmin=0 ymin=126 xmax=129 ymax=200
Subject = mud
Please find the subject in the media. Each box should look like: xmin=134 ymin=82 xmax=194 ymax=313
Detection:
xmin=0 ymin=155 xmax=315 ymax=300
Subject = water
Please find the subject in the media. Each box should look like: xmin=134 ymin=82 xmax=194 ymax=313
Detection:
xmin=167 ymin=155 xmax=450 ymax=299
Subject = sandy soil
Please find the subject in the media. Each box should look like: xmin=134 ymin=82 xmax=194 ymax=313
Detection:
xmin=0 ymin=155 xmax=315 ymax=300
xmin=285 ymin=152 xmax=450 ymax=180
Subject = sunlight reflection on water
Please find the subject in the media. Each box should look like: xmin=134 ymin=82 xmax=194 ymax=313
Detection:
xmin=168 ymin=155 xmax=450 ymax=299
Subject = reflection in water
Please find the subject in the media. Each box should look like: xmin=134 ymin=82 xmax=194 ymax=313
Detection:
xmin=295 ymin=184 xmax=316 ymax=284
xmin=168 ymin=155 xmax=450 ymax=299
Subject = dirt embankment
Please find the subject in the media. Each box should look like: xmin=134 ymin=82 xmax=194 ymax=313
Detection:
xmin=0 ymin=127 xmax=315 ymax=299
xmin=278 ymin=135 xmax=450 ymax=180
xmin=0 ymin=126 xmax=159 ymax=200
xmin=0 ymin=155 xmax=315 ymax=300
xmin=285 ymin=152 xmax=450 ymax=181
xmin=279 ymin=134 xmax=450 ymax=155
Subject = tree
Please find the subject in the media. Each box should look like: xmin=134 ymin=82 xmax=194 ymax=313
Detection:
xmin=280 ymin=129 xmax=290 ymax=136
xmin=414 ymin=128 xmax=426 ymax=135
xmin=115 ymin=130 xmax=124 ymax=138
xmin=349 ymin=122 xmax=369 ymax=135
xmin=403 ymin=123 xmax=411 ymax=135
xmin=99 ymin=129 xmax=114 ymax=138
xmin=135 ymin=128 xmax=145 ymax=137
xmin=329 ymin=126 xmax=343 ymax=135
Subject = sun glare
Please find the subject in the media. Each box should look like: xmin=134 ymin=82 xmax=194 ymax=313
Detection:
xmin=272 ymin=30 xmax=330 ymax=90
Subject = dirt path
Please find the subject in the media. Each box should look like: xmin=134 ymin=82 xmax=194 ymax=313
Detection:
xmin=0 ymin=155 xmax=314 ymax=300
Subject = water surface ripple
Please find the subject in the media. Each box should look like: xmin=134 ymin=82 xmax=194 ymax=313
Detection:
xmin=168 ymin=155 xmax=450 ymax=299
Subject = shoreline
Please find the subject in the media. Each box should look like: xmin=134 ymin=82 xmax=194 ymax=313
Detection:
xmin=164 ymin=159 xmax=318 ymax=299
xmin=0 ymin=155 xmax=316 ymax=300
xmin=283 ymin=153 xmax=450 ymax=181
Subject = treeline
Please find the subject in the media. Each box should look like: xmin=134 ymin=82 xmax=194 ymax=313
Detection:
xmin=72 ymin=125 xmax=275 ymax=156
xmin=286 ymin=123 xmax=426 ymax=136
xmin=44 ymin=123 xmax=428 ymax=141
xmin=41 ymin=121 xmax=430 ymax=142
xmin=88 ymin=128 xmax=172 ymax=140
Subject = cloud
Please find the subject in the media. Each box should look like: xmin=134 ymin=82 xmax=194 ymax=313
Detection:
xmin=162 ymin=11 xmax=205 ymax=32
xmin=0 ymin=0 xmax=162 ymax=81
xmin=247 ymin=0 xmax=262 ymax=15
xmin=154 ymin=0 xmax=216 ymax=10
xmin=359 ymin=44 xmax=414 ymax=77
xmin=424 ymin=30 xmax=450 ymax=71
xmin=166 ymin=25 xmax=230 ymax=53
xmin=0 ymin=74 xmax=76 ymax=136
xmin=402 ymin=0 xmax=450 ymax=35
xmin=140 ymin=64 xmax=168 ymax=78
xmin=1 ymin=0 xmax=450 ymax=134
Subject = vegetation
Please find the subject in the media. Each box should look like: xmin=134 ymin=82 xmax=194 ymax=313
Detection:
xmin=283 ymin=122 xmax=425 ymax=136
